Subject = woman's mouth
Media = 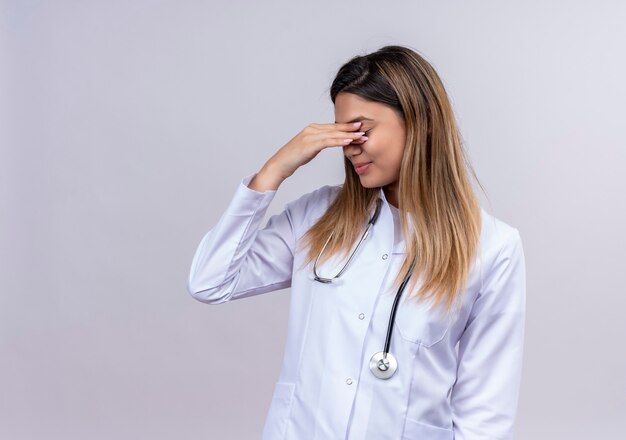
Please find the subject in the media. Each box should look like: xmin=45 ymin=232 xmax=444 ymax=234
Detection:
xmin=354 ymin=162 xmax=372 ymax=174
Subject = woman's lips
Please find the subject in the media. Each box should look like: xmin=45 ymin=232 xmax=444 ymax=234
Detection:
xmin=354 ymin=162 xmax=372 ymax=174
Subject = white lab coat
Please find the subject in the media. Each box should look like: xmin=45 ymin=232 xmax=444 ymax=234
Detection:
xmin=187 ymin=172 xmax=526 ymax=440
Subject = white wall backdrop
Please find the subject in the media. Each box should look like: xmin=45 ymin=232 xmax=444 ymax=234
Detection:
xmin=1 ymin=1 xmax=624 ymax=438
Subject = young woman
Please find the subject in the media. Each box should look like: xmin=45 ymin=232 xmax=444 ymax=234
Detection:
xmin=187 ymin=45 xmax=526 ymax=440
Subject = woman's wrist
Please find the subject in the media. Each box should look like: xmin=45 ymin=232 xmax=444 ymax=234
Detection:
xmin=247 ymin=162 xmax=286 ymax=192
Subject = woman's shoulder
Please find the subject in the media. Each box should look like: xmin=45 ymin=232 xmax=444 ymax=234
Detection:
xmin=285 ymin=184 xmax=340 ymax=219
xmin=478 ymin=207 xmax=524 ymax=270
xmin=283 ymin=183 xmax=341 ymax=229
xmin=286 ymin=183 xmax=341 ymax=212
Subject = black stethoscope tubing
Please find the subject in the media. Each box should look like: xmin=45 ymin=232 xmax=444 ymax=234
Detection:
xmin=384 ymin=256 xmax=416 ymax=355
xmin=312 ymin=197 xmax=417 ymax=379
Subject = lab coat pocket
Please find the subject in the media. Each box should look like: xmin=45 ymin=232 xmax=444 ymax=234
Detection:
xmin=402 ymin=417 xmax=454 ymax=440
xmin=261 ymin=381 xmax=295 ymax=440
xmin=391 ymin=253 xmax=452 ymax=348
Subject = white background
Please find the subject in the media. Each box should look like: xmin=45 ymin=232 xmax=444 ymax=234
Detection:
xmin=1 ymin=1 xmax=624 ymax=438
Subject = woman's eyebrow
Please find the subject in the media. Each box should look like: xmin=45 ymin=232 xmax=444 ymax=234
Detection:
xmin=335 ymin=116 xmax=375 ymax=124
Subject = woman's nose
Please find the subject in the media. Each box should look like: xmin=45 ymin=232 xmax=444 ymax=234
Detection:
xmin=343 ymin=140 xmax=364 ymax=154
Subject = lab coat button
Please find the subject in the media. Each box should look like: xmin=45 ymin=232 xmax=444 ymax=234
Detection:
xmin=346 ymin=378 xmax=353 ymax=385
xmin=358 ymin=313 xmax=365 ymax=320
xmin=382 ymin=253 xmax=388 ymax=260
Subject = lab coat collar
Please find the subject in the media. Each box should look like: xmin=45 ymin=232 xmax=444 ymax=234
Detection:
xmin=374 ymin=185 xmax=413 ymax=239
xmin=377 ymin=186 xmax=387 ymax=203
xmin=376 ymin=186 xmax=395 ymax=213
xmin=372 ymin=186 xmax=396 ymax=226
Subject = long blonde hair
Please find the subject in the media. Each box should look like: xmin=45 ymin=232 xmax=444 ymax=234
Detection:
xmin=297 ymin=45 xmax=484 ymax=316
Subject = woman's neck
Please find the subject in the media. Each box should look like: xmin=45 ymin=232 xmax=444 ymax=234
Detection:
xmin=383 ymin=183 xmax=399 ymax=209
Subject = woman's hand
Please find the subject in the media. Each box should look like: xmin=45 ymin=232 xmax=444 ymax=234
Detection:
xmin=269 ymin=121 xmax=367 ymax=179
xmin=249 ymin=121 xmax=367 ymax=192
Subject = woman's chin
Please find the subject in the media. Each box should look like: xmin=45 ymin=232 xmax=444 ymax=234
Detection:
xmin=356 ymin=176 xmax=380 ymax=188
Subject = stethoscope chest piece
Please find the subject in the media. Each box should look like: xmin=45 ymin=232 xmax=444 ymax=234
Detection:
xmin=312 ymin=197 xmax=417 ymax=381
xmin=369 ymin=351 xmax=398 ymax=379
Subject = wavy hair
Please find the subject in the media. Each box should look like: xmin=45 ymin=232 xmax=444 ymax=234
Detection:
xmin=296 ymin=45 xmax=484 ymax=316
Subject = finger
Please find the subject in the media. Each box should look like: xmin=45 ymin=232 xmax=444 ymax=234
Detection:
xmin=309 ymin=131 xmax=365 ymax=144
xmin=336 ymin=121 xmax=364 ymax=131
xmin=315 ymin=132 xmax=365 ymax=146
xmin=315 ymin=121 xmax=363 ymax=132
xmin=317 ymin=136 xmax=361 ymax=149
xmin=339 ymin=135 xmax=368 ymax=145
xmin=328 ymin=129 xmax=366 ymax=138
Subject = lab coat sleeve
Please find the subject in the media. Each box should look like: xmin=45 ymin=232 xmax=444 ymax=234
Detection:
xmin=450 ymin=228 xmax=526 ymax=440
xmin=186 ymin=172 xmax=295 ymax=304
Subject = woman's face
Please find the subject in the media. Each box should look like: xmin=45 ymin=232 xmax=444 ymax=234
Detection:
xmin=334 ymin=92 xmax=406 ymax=190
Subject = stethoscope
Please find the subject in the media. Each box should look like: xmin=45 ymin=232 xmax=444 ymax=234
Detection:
xmin=312 ymin=197 xmax=417 ymax=380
